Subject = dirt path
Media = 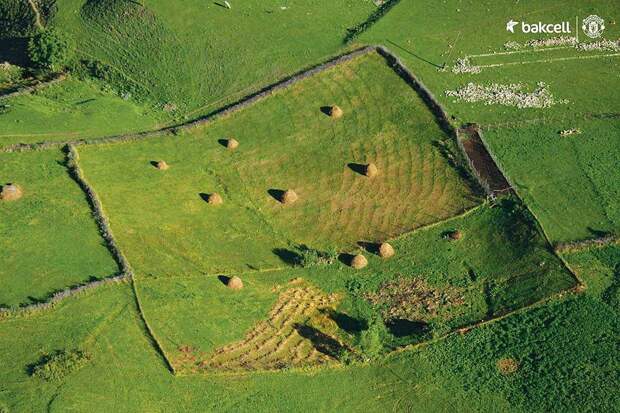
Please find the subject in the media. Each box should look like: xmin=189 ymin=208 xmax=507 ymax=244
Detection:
xmin=27 ymin=0 xmax=44 ymax=30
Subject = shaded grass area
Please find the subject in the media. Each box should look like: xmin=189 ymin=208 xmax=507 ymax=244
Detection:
xmin=0 ymin=78 xmax=163 ymax=148
xmin=0 ymin=148 xmax=118 ymax=307
xmin=77 ymin=53 xmax=478 ymax=276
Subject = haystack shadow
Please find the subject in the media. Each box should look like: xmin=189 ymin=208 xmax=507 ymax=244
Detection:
xmin=347 ymin=163 xmax=367 ymax=176
xmin=319 ymin=106 xmax=332 ymax=117
xmin=267 ymin=189 xmax=286 ymax=203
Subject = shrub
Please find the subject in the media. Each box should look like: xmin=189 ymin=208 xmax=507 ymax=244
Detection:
xmin=356 ymin=314 xmax=386 ymax=361
xmin=28 ymin=29 xmax=74 ymax=71
xmin=296 ymin=245 xmax=338 ymax=267
xmin=30 ymin=349 xmax=90 ymax=381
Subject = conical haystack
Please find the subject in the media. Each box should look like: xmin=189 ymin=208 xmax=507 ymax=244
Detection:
xmin=378 ymin=242 xmax=395 ymax=258
xmin=446 ymin=230 xmax=462 ymax=241
xmin=206 ymin=193 xmax=223 ymax=205
xmin=280 ymin=189 xmax=298 ymax=204
xmin=226 ymin=138 xmax=239 ymax=150
xmin=329 ymin=105 xmax=343 ymax=119
xmin=350 ymin=254 xmax=368 ymax=269
xmin=155 ymin=160 xmax=169 ymax=170
xmin=227 ymin=276 xmax=244 ymax=290
xmin=364 ymin=163 xmax=378 ymax=178
xmin=0 ymin=184 xmax=23 ymax=201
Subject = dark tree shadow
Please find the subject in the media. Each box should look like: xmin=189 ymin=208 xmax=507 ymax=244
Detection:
xmin=294 ymin=323 xmax=343 ymax=357
xmin=217 ymin=275 xmax=230 ymax=286
xmin=322 ymin=309 xmax=366 ymax=333
xmin=385 ymin=319 xmax=428 ymax=338
xmin=337 ymin=253 xmax=355 ymax=266
xmin=319 ymin=106 xmax=332 ymax=116
xmin=357 ymin=241 xmax=379 ymax=255
xmin=267 ymin=189 xmax=286 ymax=202
xmin=272 ymin=248 xmax=302 ymax=266
xmin=0 ymin=38 xmax=30 ymax=67
xmin=347 ymin=163 xmax=367 ymax=176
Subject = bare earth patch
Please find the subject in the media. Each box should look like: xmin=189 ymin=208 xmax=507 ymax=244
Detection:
xmin=365 ymin=277 xmax=464 ymax=321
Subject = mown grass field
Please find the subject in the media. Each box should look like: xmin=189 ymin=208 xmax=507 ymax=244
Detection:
xmin=359 ymin=0 xmax=620 ymax=242
xmin=77 ymin=53 xmax=479 ymax=276
xmin=135 ymin=200 xmax=575 ymax=375
xmin=0 ymin=148 xmax=117 ymax=307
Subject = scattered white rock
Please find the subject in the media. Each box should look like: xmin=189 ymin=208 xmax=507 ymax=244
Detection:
xmin=445 ymin=82 xmax=567 ymax=109
xmin=452 ymin=58 xmax=481 ymax=74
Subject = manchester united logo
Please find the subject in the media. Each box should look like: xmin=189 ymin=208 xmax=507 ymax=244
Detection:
xmin=582 ymin=15 xmax=605 ymax=38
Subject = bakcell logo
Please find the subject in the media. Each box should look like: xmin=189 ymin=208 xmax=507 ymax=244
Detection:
xmin=506 ymin=20 xmax=572 ymax=34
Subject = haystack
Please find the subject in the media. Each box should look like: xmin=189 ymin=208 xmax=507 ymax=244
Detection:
xmin=364 ymin=163 xmax=378 ymax=178
xmin=227 ymin=276 xmax=244 ymax=290
xmin=155 ymin=161 xmax=169 ymax=170
xmin=329 ymin=105 xmax=343 ymax=119
xmin=280 ymin=189 xmax=298 ymax=204
xmin=378 ymin=242 xmax=395 ymax=258
xmin=226 ymin=138 xmax=239 ymax=150
xmin=207 ymin=193 xmax=223 ymax=205
xmin=0 ymin=184 xmax=23 ymax=201
xmin=350 ymin=254 xmax=368 ymax=269
xmin=446 ymin=230 xmax=462 ymax=241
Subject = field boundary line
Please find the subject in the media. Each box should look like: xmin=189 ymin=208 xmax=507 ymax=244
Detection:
xmin=477 ymin=52 xmax=620 ymax=68
xmin=344 ymin=0 xmax=402 ymax=44
xmin=0 ymin=46 xmax=375 ymax=153
xmin=376 ymin=45 xmax=486 ymax=196
xmin=0 ymin=144 xmax=133 ymax=318
xmin=130 ymin=275 xmax=176 ymax=374
xmin=467 ymin=46 xmax=573 ymax=58
xmin=474 ymin=128 xmax=584 ymax=287
xmin=392 ymin=278 xmax=585 ymax=357
xmin=69 ymin=144 xmax=174 ymax=372
xmin=0 ymin=73 xmax=66 ymax=101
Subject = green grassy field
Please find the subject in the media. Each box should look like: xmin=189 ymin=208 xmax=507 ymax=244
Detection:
xmin=359 ymin=0 xmax=620 ymax=242
xmin=51 ymin=0 xmax=374 ymax=116
xmin=0 ymin=78 xmax=163 ymax=147
xmin=0 ymin=0 xmax=618 ymax=411
xmin=76 ymin=53 xmax=479 ymax=276
xmin=136 ymin=200 xmax=575 ymax=375
xmin=0 ymin=148 xmax=117 ymax=308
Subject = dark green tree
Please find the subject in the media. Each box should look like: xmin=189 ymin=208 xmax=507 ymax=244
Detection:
xmin=28 ymin=29 xmax=73 ymax=71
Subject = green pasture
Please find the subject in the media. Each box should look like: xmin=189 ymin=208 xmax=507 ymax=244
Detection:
xmin=0 ymin=78 xmax=163 ymax=148
xmin=48 ymin=0 xmax=374 ymax=116
xmin=359 ymin=0 xmax=620 ymax=242
xmin=482 ymin=118 xmax=620 ymax=242
xmin=0 ymin=148 xmax=117 ymax=307
xmin=77 ymin=52 xmax=478 ymax=276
